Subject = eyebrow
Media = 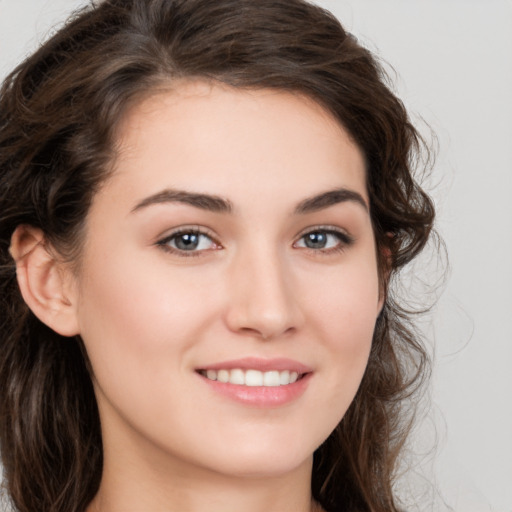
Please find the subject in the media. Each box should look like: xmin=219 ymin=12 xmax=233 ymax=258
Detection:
xmin=131 ymin=186 xmax=367 ymax=215
xmin=294 ymin=188 xmax=368 ymax=214
xmin=131 ymin=189 xmax=233 ymax=213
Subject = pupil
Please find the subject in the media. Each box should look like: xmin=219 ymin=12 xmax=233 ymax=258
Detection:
xmin=305 ymin=232 xmax=326 ymax=249
xmin=176 ymin=233 xmax=199 ymax=250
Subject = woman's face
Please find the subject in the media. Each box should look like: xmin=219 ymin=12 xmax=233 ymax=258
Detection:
xmin=71 ymin=82 xmax=382 ymax=480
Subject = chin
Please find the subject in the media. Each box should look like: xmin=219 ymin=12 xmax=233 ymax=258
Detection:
xmin=190 ymin=429 xmax=320 ymax=479
xmin=209 ymin=453 xmax=313 ymax=480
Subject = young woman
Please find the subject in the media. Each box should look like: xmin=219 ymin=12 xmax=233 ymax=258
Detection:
xmin=0 ymin=1 xmax=435 ymax=511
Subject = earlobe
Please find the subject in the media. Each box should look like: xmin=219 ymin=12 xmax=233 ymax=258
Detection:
xmin=9 ymin=225 xmax=80 ymax=337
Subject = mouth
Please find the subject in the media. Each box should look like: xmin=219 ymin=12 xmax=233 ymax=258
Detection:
xmin=195 ymin=358 xmax=312 ymax=407
xmin=197 ymin=368 xmax=306 ymax=387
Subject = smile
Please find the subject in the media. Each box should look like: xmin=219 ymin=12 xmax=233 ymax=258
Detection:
xmin=196 ymin=358 xmax=312 ymax=406
xmin=198 ymin=369 xmax=302 ymax=387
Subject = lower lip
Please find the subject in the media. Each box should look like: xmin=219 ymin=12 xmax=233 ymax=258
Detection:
xmin=198 ymin=373 xmax=312 ymax=407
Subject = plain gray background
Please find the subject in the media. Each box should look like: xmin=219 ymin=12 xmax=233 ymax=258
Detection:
xmin=0 ymin=1 xmax=511 ymax=511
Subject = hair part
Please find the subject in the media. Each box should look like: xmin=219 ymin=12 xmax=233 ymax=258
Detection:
xmin=0 ymin=1 xmax=435 ymax=511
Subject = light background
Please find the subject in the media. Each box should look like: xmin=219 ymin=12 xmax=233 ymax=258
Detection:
xmin=0 ymin=1 xmax=510 ymax=511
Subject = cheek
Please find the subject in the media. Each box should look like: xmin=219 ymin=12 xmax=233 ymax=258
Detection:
xmin=78 ymin=244 xmax=202 ymax=337
xmin=308 ymin=255 xmax=380 ymax=341
xmin=74 ymin=246 xmax=227 ymax=400
xmin=74 ymin=251 xmax=216 ymax=436
xmin=75 ymin=253 xmax=180 ymax=380
xmin=305 ymin=257 xmax=379 ymax=397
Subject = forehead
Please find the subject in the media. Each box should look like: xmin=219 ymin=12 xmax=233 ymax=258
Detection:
xmin=104 ymin=81 xmax=368 ymax=209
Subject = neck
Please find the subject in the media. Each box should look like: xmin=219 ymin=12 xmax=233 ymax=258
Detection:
xmin=87 ymin=421 xmax=319 ymax=512
xmin=89 ymin=461 xmax=318 ymax=512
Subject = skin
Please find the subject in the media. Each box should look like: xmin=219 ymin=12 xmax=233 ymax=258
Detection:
xmin=58 ymin=82 xmax=383 ymax=512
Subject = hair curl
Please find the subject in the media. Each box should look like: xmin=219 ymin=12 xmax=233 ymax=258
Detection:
xmin=0 ymin=1 xmax=435 ymax=511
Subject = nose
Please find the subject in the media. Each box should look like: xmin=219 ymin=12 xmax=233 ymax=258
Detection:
xmin=224 ymin=246 xmax=304 ymax=340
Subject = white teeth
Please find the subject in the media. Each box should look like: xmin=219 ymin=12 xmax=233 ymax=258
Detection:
xmin=245 ymin=370 xmax=263 ymax=386
xmin=206 ymin=369 xmax=217 ymax=381
xmin=230 ymin=368 xmax=245 ymax=385
xmin=263 ymin=371 xmax=280 ymax=387
xmin=201 ymin=368 xmax=303 ymax=386
xmin=217 ymin=369 xmax=230 ymax=383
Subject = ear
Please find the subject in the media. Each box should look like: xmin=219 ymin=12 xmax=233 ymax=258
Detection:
xmin=9 ymin=225 xmax=80 ymax=336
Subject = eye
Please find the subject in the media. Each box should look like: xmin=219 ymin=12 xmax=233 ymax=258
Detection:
xmin=157 ymin=229 xmax=219 ymax=255
xmin=294 ymin=228 xmax=353 ymax=252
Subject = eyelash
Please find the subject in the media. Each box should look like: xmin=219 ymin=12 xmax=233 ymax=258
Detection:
xmin=156 ymin=226 xmax=354 ymax=257
xmin=293 ymin=226 xmax=355 ymax=255
xmin=156 ymin=227 xmax=221 ymax=258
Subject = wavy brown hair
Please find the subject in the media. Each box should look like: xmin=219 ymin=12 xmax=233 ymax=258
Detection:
xmin=0 ymin=1 xmax=435 ymax=511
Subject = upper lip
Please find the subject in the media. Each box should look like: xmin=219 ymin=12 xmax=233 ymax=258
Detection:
xmin=197 ymin=357 xmax=312 ymax=374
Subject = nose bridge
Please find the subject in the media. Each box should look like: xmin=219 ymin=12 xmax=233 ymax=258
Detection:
xmin=226 ymin=239 xmax=301 ymax=339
